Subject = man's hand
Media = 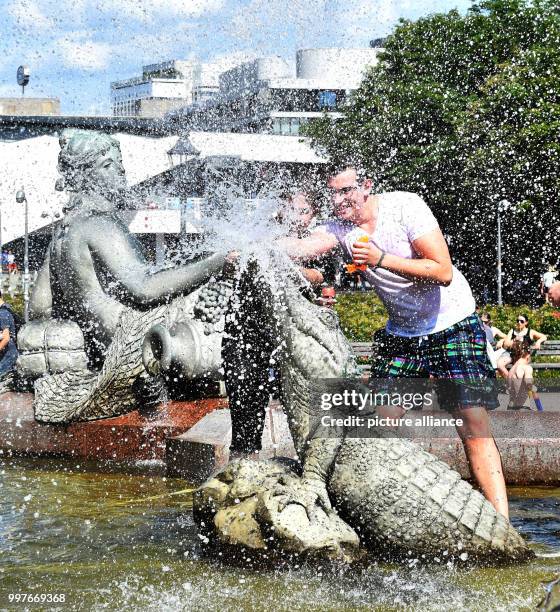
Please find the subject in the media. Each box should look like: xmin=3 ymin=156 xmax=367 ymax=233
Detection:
xmin=549 ymin=282 xmax=560 ymax=308
xmin=0 ymin=328 xmax=9 ymax=352
xmin=223 ymin=251 xmax=240 ymax=279
xmin=351 ymin=240 xmax=382 ymax=267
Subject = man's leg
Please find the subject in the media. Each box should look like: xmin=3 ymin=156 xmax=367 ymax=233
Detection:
xmin=455 ymin=406 xmax=509 ymax=518
xmin=426 ymin=315 xmax=509 ymax=517
xmin=223 ymin=271 xmax=275 ymax=457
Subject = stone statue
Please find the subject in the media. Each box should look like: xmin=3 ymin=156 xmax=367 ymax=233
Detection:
xmin=195 ymin=253 xmax=533 ymax=563
xmin=19 ymin=129 xmax=228 ymax=422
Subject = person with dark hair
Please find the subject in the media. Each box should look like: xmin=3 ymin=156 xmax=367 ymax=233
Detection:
xmin=0 ymin=290 xmax=18 ymax=375
xmin=275 ymin=190 xmax=337 ymax=291
xmin=278 ymin=164 xmax=509 ymax=517
xmin=541 ymin=264 xmax=558 ymax=304
xmin=480 ymin=312 xmax=507 ymax=371
xmin=497 ymin=314 xmax=547 ymax=376
xmin=223 ymin=188 xmax=337 ymax=459
xmin=506 ymin=340 xmax=536 ymax=410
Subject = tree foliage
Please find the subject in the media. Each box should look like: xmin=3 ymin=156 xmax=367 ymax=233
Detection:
xmin=304 ymin=0 xmax=560 ymax=305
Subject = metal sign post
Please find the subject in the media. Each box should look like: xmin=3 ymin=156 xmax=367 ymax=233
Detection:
xmin=16 ymin=188 xmax=30 ymax=322
xmin=17 ymin=65 xmax=30 ymax=96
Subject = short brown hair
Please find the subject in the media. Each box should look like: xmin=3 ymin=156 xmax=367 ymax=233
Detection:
xmin=326 ymin=159 xmax=368 ymax=181
xmin=510 ymin=340 xmax=530 ymax=363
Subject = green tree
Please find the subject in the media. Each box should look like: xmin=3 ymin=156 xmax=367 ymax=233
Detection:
xmin=305 ymin=0 xmax=560 ymax=304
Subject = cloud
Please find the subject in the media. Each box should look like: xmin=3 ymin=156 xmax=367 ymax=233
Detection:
xmin=7 ymin=0 xmax=55 ymax=30
xmin=95 ymin=0 xmax=225 ymax=21
xmin=56 ymin=32 xmax=115 ymax=70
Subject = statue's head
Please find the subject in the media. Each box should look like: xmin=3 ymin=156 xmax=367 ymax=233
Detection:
xmin=57 ymin=130 xmax=127 ymax=199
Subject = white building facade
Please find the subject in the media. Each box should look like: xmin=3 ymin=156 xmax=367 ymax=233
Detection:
xmin=168 ymin=47 xmax=381 ymax=135
xmin=111 ymin=60 xmax=218 ymax=118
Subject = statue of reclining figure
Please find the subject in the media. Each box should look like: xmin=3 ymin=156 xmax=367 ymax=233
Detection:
xmin=24 ymin=129 xmax=227 ymax=422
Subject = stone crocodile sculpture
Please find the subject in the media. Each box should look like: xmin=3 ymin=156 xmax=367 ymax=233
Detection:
xmin=196 ymin=254 xmax=533 ymax=563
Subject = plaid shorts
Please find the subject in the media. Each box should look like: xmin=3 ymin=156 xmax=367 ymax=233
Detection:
xmin=369 ymin=314 xmax=498 ymax=411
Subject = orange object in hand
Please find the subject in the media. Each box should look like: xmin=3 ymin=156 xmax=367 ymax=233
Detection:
xmin=346 ymin=235 xmax=369 ymax=273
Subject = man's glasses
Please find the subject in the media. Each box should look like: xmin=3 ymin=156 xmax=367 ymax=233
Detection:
xmin=328 ymin=185 xmax=360 ymax=198
xmin=517 ymin=319 xmax=527 ymax=324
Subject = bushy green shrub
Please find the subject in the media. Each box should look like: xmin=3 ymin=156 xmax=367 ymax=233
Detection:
xmin=336 ymin=293 xmax=560 ymax=341
xmin=335 ymin=292 xmax=388 ymax=341
xmin=3 ymin=295 xmax=23 ymax=318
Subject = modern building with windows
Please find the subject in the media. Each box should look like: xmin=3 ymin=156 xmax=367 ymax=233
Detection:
xmin=166 ymin=47 xmax=381 ymax=136
xmin=111 ymin=60 xmax=219 ymax=118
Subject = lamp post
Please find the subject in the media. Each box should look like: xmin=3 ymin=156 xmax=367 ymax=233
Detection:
xmin=15 ymin=188 xmax=30 ymax=322
xmin=0 ymin=204 xmax=2 ymax=274
xmin=496 ymin=199 xmax=511 ymax=306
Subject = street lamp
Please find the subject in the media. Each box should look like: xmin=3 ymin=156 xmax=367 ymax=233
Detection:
xmin=0 ymin=203 xmax=3 ymax=274
xmin=496 ymin=199 xmax=512 ymax=306
xmin=15 ymin=187 xmax=30 ymax=322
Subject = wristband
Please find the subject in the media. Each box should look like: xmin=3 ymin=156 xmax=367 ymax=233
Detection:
xmin=374 ymin=251 xmax=386 ymax=269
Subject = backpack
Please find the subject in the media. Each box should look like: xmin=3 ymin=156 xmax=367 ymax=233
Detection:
xmin=0 ymin=303 xmax=23 ymax=338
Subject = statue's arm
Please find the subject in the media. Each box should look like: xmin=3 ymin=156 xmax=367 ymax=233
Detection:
xmin=87 ymin=218 xmax=227 ymax=307
xmin=29 ymin=249 xmax=53 ymax=319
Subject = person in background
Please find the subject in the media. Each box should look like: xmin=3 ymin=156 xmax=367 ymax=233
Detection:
xmin=496 ymin=314 xmax=547 ymax=376
xmin=541 ymin=263 xmax=558 ymax=304
xmin=223 ymin=188 xmax=337 ymax=460
xmin=506 ymin=340 xmax=536 ymax=410
xmin=276 ymin=189 xmax=337 ymax=296
xmin=0 ymin=290 xmax=18 ymax=375
xmin=480 ymin=312 xmax=507 ymax=372
xmin=6 ymin=251 xmax=17 ymax=274
xmin=1 ymin=251 xmax=8 ymax=273
xmin=550 ymin=282 xmax=560 ymax=307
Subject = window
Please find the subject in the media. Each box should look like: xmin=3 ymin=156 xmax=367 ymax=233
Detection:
xmin=318 ymin=90 xmax=337 ymax=110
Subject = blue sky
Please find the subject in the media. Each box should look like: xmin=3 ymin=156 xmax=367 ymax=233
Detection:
xmin=1 ymin=0 xmax=472 ymax=115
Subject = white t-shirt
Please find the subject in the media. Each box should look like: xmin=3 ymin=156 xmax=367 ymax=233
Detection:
xmin=543 ymin=271 xmax=558 ymax=288
xmin=322 ymin=191 xmax=475 ymax=337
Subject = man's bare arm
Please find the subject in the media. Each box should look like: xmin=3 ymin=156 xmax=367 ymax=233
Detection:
xmin=0 ymin=329 xmax=9 ymax=352
xmin=352 ymin=228 xmax=453 ymax=286
xmin=299 ymin=267 xmax=324 ymax=286
xmin=277 ymin=230 xmax=338 ymax=261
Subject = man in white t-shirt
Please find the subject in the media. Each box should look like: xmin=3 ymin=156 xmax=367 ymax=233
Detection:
xmin=279 ymin=164 xmax=509 ymax=518
xmin=541 ymin=264 xmax=558 ymax=304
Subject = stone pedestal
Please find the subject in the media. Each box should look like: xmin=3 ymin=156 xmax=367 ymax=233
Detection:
xmin=0 ymin=391 xmax=226 ymax=463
